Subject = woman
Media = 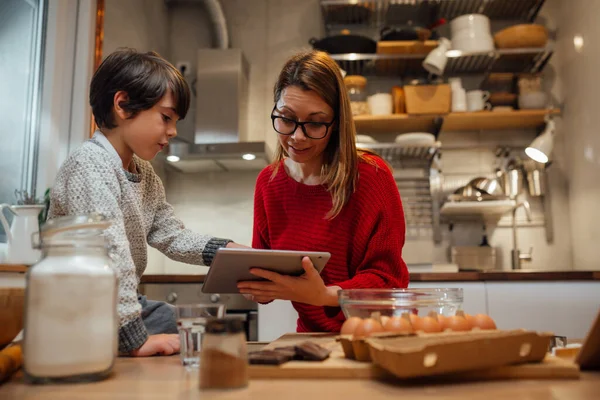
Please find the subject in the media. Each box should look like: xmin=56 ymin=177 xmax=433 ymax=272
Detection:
xmin=237 ymin=51 xmax=409 ymax=333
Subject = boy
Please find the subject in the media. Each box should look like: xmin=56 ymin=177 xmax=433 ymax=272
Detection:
xmin=49 ymin=48 xmax=242 ymax=356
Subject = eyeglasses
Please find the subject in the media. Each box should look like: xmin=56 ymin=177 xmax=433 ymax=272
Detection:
xmin=270 ymin=106 xmax=335 ymax=140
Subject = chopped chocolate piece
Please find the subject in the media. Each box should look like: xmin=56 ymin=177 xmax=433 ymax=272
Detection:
xmin=294 ymin=341 xmax=331 ymax=361
xmin=248 ymin=350 xmax=292 ymax=365
xmin=272 ymin=346 xmax=299 ymax=359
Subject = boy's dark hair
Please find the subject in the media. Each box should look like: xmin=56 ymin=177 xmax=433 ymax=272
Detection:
xmin=90 ymin=48 xmax=190 ymax=129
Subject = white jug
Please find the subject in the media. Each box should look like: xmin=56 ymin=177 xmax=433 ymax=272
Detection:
xmin=0 ymin=204 xmax=45 ymax=265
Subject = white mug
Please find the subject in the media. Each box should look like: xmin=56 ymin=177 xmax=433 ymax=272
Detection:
xmin=422 ymin=38 xmax=451 ymax=76
xmin=452 ymin=88 xmax=467 ymax=112
xmin=367 ymin=93 xmax=393 ymax=115
xmin=467 ymin=90 xmax=491 ymax=111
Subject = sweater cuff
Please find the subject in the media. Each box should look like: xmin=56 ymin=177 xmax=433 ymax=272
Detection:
xmin=119 ymin=316 xmax=149 ymax=353
xmin=202 ymin=237 xmax=233 ymax=266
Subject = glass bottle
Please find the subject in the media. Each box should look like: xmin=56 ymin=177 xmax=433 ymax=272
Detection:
xmin=199 ymin=318 xmax=248 ymax=390
xmin=23 ymin=213 xmax=118 ymax=383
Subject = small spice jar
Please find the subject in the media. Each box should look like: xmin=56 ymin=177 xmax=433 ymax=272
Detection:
xmin=199 ymin=318 xmax=248 ymax=390
xmin=344 ymin=75 xmax=370 ymax=116
xmin=23 ymin=213 xmax=118 ymax=383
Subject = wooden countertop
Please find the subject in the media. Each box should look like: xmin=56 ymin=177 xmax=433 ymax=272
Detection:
xmin=3 ymin=264 xmax=600 ymax=283
xmin=1 ymin=356 xmax=598 ymax=399
xmin=138 ymin=271 xmax=600 ymax=284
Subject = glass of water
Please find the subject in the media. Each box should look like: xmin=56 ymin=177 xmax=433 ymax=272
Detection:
xmin=175 ymin=304 xmax=226 ymax=368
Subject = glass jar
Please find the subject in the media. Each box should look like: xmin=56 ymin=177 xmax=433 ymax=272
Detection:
xmin=23 ymin=213 xmax=118 ymax=383
xmin=344 ymin=75 xmax=370 ymax=116
xmin=199 ymin=318 xmax=248 ymax=390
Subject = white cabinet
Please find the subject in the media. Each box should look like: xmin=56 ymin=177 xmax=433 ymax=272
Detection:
xmin=486 ymin=282 xmax=600 ymax=340
xmin=258 ymin=300 xmax=298 ymax=342
xmin=409 ymin=282 xmax=488 ymax=315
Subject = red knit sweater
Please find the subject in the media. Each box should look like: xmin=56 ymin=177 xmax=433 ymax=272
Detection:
xmin=252 ymin=155 xmax=409 ymax=333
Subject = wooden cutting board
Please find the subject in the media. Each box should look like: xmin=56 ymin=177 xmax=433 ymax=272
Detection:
xmin=248 ymin=333 xmax=580 ymax=380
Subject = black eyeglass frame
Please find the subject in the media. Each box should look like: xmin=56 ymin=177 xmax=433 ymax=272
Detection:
xmin=270 ymin=105 xmax=336 ymax=140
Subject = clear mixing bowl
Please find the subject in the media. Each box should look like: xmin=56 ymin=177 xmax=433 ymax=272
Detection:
xmin=339 ymin=288 xmax=464 ymax=319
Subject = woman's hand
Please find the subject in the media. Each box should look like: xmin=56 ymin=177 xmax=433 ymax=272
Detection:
xmin=237 ymin=257 xmax=340 ymax=306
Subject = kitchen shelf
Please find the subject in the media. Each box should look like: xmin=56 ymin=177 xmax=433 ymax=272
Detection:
xmin=331 ymin=46 xmax=553 ymax=77
xmin=441 ymin=109 xmax=560 ymax=131
xmin=320 ymin=0 xmax=546 ymax=30
xmin=358 ymin=141 xmax=441 ymax=167
xmin=354 ymin=113 xmax=437 ymax=134
xmin=354 ymin=109 xmax=559 ymax=134
xmin=440 ymin=199 xmax=517 ymax=219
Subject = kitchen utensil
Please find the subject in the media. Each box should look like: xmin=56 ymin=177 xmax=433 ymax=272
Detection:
xmin=470 ymin=176 xmax=505 ymax=196
xmin=380 ymin=18 xmax=445 ymax=42
xmin=0 ymin=204 xmax=44 ymax=265
xmin=467 ymin=90 xmax=492 ymax=112
xmin=338 ymin=288 xmax=463 ymax=319
xmin=394 ymin=132 xmax=435 ymax=146
xmin=518 ymin=92 xmax=548 ymax=109
xmin=0 ymin=288 xmax=24 ymax=349
xmin=489 ymin=92 xmax=517 ymax=106
xmin=450 ymin=14 xmax=491 ymax=36
xmin=494 ymin=24 xmax=548 ymax=49
xmin=309 ymin=31 xmax=376 ymax=54
xmin=523 ymin=160 xmax=546 ymax=196
xmin=498 ymin=161 xmax=524 ymax=198
xmin=404 ymin=84 xmax=451 ymax=114
xmin=176 ymin=304 xmax=226 ymax=368
xmin=422 ymin=38 xmax=451 ymax=75
xmin=391 ymin=86 xmax=405 ymax=114
xmin=450 ymin=14 xmax=494 ymax=54
xmin=367 ymin=93 xmax=393 ymax=115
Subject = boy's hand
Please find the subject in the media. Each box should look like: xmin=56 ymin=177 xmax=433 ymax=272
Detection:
xmin=129 ymin=334 xmax=180 ymax=357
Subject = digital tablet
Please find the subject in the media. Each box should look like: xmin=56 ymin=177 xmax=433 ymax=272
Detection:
xmin=201 ymin=248 xmax=331 ymax=294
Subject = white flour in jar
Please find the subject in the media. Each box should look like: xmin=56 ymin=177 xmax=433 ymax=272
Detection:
xmin=24 ymin=253 xmax=118 ymax=378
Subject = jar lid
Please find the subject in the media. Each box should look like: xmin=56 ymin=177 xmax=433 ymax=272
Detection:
xmin=344 ymin=75 xmax=367 ymax=89
xmin=39 ymin=213 xmax=111 ymax=247
xmin=205 ymin=318 xmax=244 ymax=334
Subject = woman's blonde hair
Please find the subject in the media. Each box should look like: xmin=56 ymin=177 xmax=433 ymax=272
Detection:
xmin=271 ymin=50 xmax=378 ymax=219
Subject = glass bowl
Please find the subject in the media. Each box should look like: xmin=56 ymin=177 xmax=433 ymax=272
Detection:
xmin=338 ymin=288 xmax=463 ymax=319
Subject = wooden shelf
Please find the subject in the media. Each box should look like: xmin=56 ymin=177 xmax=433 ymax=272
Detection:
xmin=442 ymin=109 xmax=561 ymax=132
xmin=0 ymin=264 xmax=28 ymax=273
xmin=354 ymin=114 xmax=437 ymax=134
xmin=353 ymin=109 xmax=559 ymax=134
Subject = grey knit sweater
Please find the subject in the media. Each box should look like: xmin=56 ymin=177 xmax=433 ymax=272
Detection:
xmin=49 ymin=133 xmax=230 ymax=352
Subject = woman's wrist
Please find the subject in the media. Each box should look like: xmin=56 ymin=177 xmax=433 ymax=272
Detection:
xmin=320 ymin=285 xmax=342 ymax=307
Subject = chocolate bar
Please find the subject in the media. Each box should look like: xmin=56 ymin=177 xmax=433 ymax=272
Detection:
xmin=294 ymin=341 xmax=331 ymax=361
xmin=272 ymin=346 xmax=300 ymax=359
xmin=248 ymin=350 xmax=293 ymax=365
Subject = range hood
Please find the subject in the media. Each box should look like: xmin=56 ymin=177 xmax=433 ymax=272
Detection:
xmin=166 ymin=48 xmax=269 ymax=172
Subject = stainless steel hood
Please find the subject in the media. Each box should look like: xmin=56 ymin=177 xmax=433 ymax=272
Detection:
xmin=166 ymin=48 xmax=269 ymax=172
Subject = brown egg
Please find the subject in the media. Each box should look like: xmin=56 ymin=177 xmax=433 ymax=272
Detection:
xmin=354 ymin=318 xmax=385 ymax=338
xmin=409 ymin=313 xmax=422 ymax=331
xmin=463 ymin=313 xmax=476 ymax=329
xmin=472 ymin=314 xmax=497 ymax=330
xmin=384 ymin=316 xmax=413 ymax=333
xmin=437 ymin=314 xmax=448 ymax=330
xmin=379 ymin=315 xmax=390 ymax=327
xmin=341 ymin=317 xmax=363 ymax=335
xmin=444 ymin=315 xmax=471 ymax=332
xmin=419 ymin=316 xmax=443 ymax=333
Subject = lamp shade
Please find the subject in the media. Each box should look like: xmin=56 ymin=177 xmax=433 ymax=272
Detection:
xmin=525 ymin=120 xmax=555 ymax=163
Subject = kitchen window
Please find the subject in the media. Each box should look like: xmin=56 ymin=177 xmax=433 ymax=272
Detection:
xmin=0 ymin=0 xmax=46 ymax=205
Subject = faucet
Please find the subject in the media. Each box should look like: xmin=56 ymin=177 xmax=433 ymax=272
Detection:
xmin=511 ymin=200 xmax=533 ymax=270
